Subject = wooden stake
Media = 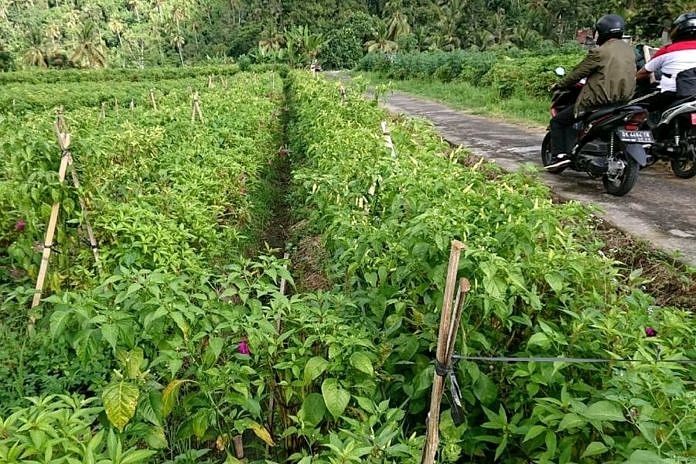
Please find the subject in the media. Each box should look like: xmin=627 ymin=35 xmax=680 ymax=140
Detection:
xmin=381 ymin=121 xmax=396 ymax=158
xmin=130 ymin=99 xmax=135 ymax=111
xmin=208 ymin=75 xmax=214 ymax=88
xmin=268 ymin=252 xmax=291 ymax=439
xmin=114 ymin=97 xmax=119 ymax=114
xmin=339 ymin=84 xmax=347 ymax=104
xmin=100 ymin=102 xmax=106 ymax=120
xmin=422 ymin=240 xmax=465 ymax=464
xmin=149 ymin=89 xmax=157 ymax=110
xmin=30 ymin=119 xmax=72 ymax=316
xmin=191 ymin=91 xmax=204 ymax=124
xmin=233 ymin=435 xmax=244 ymax=459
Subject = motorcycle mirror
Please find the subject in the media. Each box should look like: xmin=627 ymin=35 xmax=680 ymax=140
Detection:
xmin=555 ymin=67 xmax=566 ymax=76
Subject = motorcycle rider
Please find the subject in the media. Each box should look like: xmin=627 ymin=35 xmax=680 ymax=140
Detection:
xmin=636 ymin=12 xmax=696 ymax=112
xmin=546 ymin=14 xmax=636 ymax=169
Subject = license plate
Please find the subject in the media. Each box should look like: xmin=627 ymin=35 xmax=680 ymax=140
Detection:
xmin=617 ymin=130 xmax=654 ymax=143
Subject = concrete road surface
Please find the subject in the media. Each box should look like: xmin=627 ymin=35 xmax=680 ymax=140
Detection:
xmin=381 ymin=92 xmax=696 ymax=267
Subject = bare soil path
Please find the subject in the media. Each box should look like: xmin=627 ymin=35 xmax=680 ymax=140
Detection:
xmin=381 ymin=91 xmax=696 ymax=267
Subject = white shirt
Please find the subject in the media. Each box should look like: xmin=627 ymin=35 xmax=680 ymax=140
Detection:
xmin=645 ymin=40 xmax=696 ymax=93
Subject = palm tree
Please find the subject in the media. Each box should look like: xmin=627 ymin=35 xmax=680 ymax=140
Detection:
xmin=23 ymin=29 xmax=47 ymax=67
xmin=284 ymin=26 xmax=327 ymax=66
xmin=108 ymin=18 xmax=125 ymax=47
xmin=384 ymin=0 xmax=410 ymax=41
xmin=171 ymin=33 xmax=185 ymax=65
xmin=364 ymin=21 xmax=398 ymax=53
xmin=70 ymin=22 xmax=107 ymax=68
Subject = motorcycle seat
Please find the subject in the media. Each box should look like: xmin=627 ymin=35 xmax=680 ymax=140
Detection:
xmin=583 ymin=105 xmax=644 ymax=122
xmin=665 ymin=94 xmax=696 ymax=109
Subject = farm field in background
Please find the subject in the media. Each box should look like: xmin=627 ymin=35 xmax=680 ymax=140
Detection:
xmin=1 ymin=67 xmax=695 ymax=463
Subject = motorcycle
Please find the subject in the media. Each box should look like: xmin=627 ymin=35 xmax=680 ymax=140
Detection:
xmin=541 ymin=67 xmax=654 ymax=196
xmin=630 ymin=83 xmax=696 ymax=179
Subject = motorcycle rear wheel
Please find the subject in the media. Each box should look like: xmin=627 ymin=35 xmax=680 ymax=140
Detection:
xmin=541 ymin=133 xmax=567 ymax=174
xmin=603 ymin=154 xmax=639 ymax=196
xmin=670 ymin=128 xmax=696 ymax=179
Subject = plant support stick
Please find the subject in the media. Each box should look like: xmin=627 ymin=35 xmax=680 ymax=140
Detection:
xmin=422 ymin=240 xmax=465 ymax=464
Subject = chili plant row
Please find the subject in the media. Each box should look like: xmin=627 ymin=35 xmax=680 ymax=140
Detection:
xmin=285 ymin=72 xmax=696 ymax=463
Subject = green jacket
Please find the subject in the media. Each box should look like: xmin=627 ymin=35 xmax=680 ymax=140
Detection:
xmin=558 ymin=38 xmax=636 ymax=115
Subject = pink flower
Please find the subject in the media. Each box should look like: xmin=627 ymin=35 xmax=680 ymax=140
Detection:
xmin=645 ymin=327 xmax=657 ymax=337
xmin=238 ymin=338 xmax=251 ymax=355
xmin=15 ymin=219 xmax=26 ymax=232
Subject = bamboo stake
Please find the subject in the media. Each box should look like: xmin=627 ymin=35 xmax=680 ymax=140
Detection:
xmin=422 ymin=240 xmax=465 ymax=464
xmin=381 ymin=121 xmax=397 ymax=158
xmin=268 ymin=252 xmax=291 ymax=439
xmin=149 ymin=89 xmax=157 ymax=110
xmin=30 ymin=119 xmax=72 ymax=317
xmin=191 ymin=91 xmax=204 ymax=124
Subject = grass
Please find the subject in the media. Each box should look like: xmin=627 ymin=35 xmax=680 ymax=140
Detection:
xmin=354 ymin=71 xmax=549 ymax=126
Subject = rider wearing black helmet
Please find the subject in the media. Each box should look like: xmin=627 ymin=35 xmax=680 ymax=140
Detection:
xmin=547 ymin=14 xmax=636 ymax=169
xmin=637 ymin=12 xmax=696 ymax=109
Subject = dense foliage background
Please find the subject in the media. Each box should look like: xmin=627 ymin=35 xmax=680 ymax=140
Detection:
xmin=0 ymin=0 xmax=691 ymax=71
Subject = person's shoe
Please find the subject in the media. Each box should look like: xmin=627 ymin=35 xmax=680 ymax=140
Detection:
xmin=545 ymin=153 xmax=571 ymax=170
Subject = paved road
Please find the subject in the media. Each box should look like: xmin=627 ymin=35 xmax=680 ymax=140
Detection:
xmin=381 ymin=92 xmax=696 ymax=267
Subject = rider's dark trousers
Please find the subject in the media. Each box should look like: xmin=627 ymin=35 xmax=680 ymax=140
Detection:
xmin=550 ymin=106 xmax=578 ymax=155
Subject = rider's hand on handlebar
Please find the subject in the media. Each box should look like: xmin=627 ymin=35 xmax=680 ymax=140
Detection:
xmin=549 ymin=83 xmax=561 ymax=92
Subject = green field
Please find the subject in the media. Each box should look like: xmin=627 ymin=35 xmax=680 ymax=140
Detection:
xmin=1 ymin=67 xmax=695 ymax=463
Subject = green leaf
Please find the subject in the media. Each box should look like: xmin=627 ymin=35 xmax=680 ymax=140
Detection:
xmin=473 ymin=373 xmax=497 ymax=405
xmin=583 ymin=401 xmax=625 ymax=422
xmin=527 ymin=332 xmax=551 ymax=350
xmin=300 ymin=392 xmax=326 ymax=426
xmin=304 ymin=356 xmax=329 ymax=384
xmin=545 ymin=431 xmax=557 ymax=456
xmin=203 ymin=337 xmax=224 ymax=367
xmin=581 ymin=441 xmax=608 ymax=458
xmin=49 ymin=309 xmax=72 ymax=339
xmin=350 ymin=352 xmax=374 ymax=375
xmin=627 ymin=450 xmax=667 ymax=463
xmin=117 ymin=348 xmax=145 ymax=379
xmin=321 ymin=378 xmax=350 ymax=419
xmin=545 ymin=272 xmax=564 ymax=293
xmin=523 ymin=425 xmax=546 ymax=442
xmin=121 ymin=449 xmax=157 ymax=464
xmin=102 ymin=381 xmax=140 ymax=432
xmin=557 ymin=413 xmax=586 ymax=431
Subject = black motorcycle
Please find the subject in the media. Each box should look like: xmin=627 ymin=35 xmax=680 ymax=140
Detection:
xmin=631 ymin=82 xmax=696 ymax=178
xmin=541 ymin=68 xmax=654 ymax=196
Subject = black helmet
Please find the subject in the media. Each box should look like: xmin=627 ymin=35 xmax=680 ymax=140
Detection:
xmin=671 ymin=12 xmax=696 ymax=43
xmin=595 ymin=14 xmax=625 ymax=45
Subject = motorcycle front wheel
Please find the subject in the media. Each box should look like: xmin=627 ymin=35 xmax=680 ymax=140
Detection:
xmin=670 ymin=128 xmax=696 ymax=179
xmin=541 ymin=133 xmax=567 ymax=174
xmin=603 ymin=153 xmax=639 ymax=196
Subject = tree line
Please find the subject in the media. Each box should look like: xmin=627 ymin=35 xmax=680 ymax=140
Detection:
xmin=0 ymin=0 xmax=690 ymax=71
